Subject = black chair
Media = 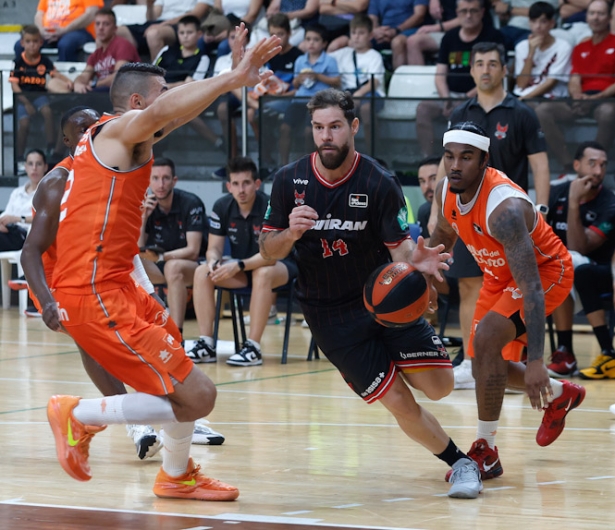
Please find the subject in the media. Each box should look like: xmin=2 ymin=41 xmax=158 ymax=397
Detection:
xmin=213 ymin=280 xmax=296 ymax=364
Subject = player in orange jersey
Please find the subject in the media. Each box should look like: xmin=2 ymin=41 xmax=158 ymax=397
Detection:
xmin=22 ymin=25 xmax=281 ymax=500
xmin=430 ymin=122 xmax=586 ymax=482
xmin=22 ymin=106 xmax=224 ymax=459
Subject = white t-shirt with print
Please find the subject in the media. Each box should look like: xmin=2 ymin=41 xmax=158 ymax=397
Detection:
xmin=514 ymin=37 xmax=571 ymax=98
xmin=329 ymin=47 xmax=385 ymax=97
xmin=155 ymin=0 xmax=213 ymax=21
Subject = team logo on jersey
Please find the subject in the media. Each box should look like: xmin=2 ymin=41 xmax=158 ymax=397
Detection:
xmin=473 ymin=223 xmax=483 ymax=235
xmin=294 ymin=190 xmax=305 ymax=205
xmin=495 ymin=122 xmax=508 ymax=140
xmin=585 ymin=210 xmax=597 ymax=223
xmin=159 ymin=349 xmax=172 ymax=363
xmin=349 ymin=194 xmax=368 ymax=208
xmin=253 ymin=224 xmax=261 ymax=237
xmin=397 ymin=206 xmax=409 ymax=231
xmin=451 ymin=209 xmax=457 ymax=220
xmin=37 ymin=64 xmax=47 ymax=76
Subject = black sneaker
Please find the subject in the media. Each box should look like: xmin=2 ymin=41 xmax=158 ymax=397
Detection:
xmin=226 ymin=341 xmax=263 ymax=366
xmin=186 ymin=338 xmax=217 ymax=363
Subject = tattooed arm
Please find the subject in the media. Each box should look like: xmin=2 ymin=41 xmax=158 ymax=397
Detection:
xmin=427 ymin=179 xmax=459 ymax=253
xmin=489 ymin=197 xmax=550 ymax=409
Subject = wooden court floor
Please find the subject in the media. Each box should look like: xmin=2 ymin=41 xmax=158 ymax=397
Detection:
xmin=1 ymin=308 xmax=614 ymax=530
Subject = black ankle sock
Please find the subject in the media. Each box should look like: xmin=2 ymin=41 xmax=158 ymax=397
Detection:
xmin=435 ymin=438 xmax=468 ymax=467
xmin=556 ymin=330 xmax=574 ymax=353
xmin=593 ymin=325 xmax=614 ymax=354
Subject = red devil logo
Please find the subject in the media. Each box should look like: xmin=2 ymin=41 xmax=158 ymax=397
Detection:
xmin=494 ymin=122 xmax=508 ymax=140
xmin=294 ymin=190 xmax=305 ymax=205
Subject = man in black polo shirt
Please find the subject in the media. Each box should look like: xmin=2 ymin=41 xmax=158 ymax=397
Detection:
xmin=434 ymin=41 xmax=551 ymax=389
xmin=139 ymin=157 xmax=208 ymax=336
xmin=187 ymin=157 xmax=297 ymax=366
xmin=546 ymin=141 xmax=615 ymax=379
xmin=415 ymin=0 xmax=504 ymax=157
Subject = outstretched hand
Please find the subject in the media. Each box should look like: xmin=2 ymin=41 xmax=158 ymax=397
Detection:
xmin=233 ymin=35 xmax=282 ymax=87
xmin=231 ymin=23 xmax=249 ymax=69
xmin=411 ymin=236 xmax=450 ymax=282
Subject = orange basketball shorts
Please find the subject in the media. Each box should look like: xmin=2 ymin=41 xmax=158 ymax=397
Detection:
xmin=468 ymin=259 xmax=573 ymax=362
xmin=52 ymin=281 xmax=192 ymax=395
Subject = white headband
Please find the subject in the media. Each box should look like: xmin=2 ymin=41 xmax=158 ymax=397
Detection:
xmin=443 ymin=130 xmax=490 ymax=152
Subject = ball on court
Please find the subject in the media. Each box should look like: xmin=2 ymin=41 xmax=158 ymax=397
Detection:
xmin=363 ymin=262 xmax=429 ymax=328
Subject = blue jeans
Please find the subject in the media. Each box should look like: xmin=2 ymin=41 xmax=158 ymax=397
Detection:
xmin=14 ymin=29 xmax=93 ymax=61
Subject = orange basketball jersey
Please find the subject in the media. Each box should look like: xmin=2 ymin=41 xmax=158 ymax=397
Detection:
xmin=441 ymin=167 xmax=569 ymax=285
xmin=52 ymin=115 xmax=153 ymax=293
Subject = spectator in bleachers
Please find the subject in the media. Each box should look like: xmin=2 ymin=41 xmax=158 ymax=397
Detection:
xmin=405 ymin=0 xmax=463 ymax=65
xmin=492 ymin=0 xmax=557 ymax=50
xmin=265 ymin=0 xmax=319 ymax=47
xmin=544 ymin=141 xmax=615 ymax=379
xmin=10 ymin=26 xmax=74 ymax=170
xmin=513 ymin=2 xmax=571 ymax=100
xmin=318 ymin=0 xmax=369 ymax=51
xmin=414 ymin=0 xmax=504 ymax=156
xmin=205 ymin=0 xmax=266 ymax=56
xmin=138 ymin=157 xmax=208 ymax=337
xmin=187 ymin=156 xmax=297 ymax=366
xmin=246 ymin=14 xmax=303 ymax=165
xmin=329 ymin=14 xmax=385 ymax=151
xmin=0 ymin=149 xmax=47 ymax=251
xmin=558 ymin=0 xmax=592 ymax=23
xmin=116 ymin=0 xmax=211 ymax=61
xmin=368 ymin=0 xmax=429 ymax=69
xmin=111 ymin=0 xmax=147 ymax=5
xmin=279 ymin=23 xmax=340 ymax=165
xmin=73 ymin=8 xmax=140 ymax=93
xmin=535 ymin=0 xmax=615 ymax=174
xmin=155 ymin=15 xmax=224 ymax=149
xmin=14 ymin=0 xmax=104 ymax=62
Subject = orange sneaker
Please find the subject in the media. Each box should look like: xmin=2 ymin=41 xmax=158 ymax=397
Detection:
xmin=153 ymin=458 xmax=239 ymax=501
xmin=47 ymin=395 xmax=106 ymax=482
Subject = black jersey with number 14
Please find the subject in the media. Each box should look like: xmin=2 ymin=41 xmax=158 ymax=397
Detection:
xmin=262 ymin=152 xmax=410 ymax=327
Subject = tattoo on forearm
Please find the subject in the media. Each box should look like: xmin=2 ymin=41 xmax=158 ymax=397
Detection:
xmin=490 ymin=203 xmax=545 ymax=362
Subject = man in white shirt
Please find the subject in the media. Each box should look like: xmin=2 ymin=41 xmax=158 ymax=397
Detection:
xmin=514 ymin=1 xmax=571 ymax=100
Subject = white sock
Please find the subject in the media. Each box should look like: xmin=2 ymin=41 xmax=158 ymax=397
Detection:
xmin=549 ymin=379 xmax=564 ymax=400
xmin=246 ymin=338 xmax=260 ymax=351
xmin=201 ymin=336 xmax=215 ymax=348
xmin=477 ymin=420 xmax=499 ymax=449
xmin=73 ymin=393 xmax=177 ymax=425
xmin=161 ymin=421 xmax=194 ymax=477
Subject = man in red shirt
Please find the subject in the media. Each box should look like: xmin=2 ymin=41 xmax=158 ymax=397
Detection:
xmin=535 ymin=0 xmax=615 ymax=172
xmin=73 ymin=8 xmax=140 ymax=93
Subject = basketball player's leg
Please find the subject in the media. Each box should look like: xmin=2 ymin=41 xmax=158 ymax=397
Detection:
xmin=310 ymin=313 xmax=481 ymax=498
xmin=49 ymin=284 xmax=237 ymax=498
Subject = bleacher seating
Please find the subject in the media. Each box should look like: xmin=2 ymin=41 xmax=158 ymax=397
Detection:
xmin=378 ymin=65 xmax=437 ymax=121
xmin=112 ymin=5 xmax=148 ymax=26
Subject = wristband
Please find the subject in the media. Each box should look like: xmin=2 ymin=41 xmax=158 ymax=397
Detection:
xmin=394 ymin=27 xmax=401 ymax=35
xmin=439 ymin=21 xmax=444 ymax=31
xmin=535 ymin=204 xmax=549 ymax=215
xmin=238 ymin=260 xmax=246 ymax=271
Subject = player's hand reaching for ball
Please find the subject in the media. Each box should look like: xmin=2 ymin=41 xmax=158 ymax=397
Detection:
xmin=288 ymin=205 xmax=318 ymax=240
xmin=411 ymin=236 xmax=450 ymax=282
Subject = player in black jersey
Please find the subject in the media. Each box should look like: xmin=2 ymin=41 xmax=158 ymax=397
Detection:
xmin=260 ymin=88 xmax=483 ymax=499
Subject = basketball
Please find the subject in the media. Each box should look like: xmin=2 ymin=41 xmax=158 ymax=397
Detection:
xmin=363 ymin=262 xmax=429 ymax=328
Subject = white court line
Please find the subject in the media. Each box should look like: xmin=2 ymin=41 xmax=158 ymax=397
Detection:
xmin=0 ymin=501 xmax=422 ymax=530
xmin=537 ymin=481 xmax=566 ymax=486
xmin=332 ymin=504 xmax=363 ymax=509
xmin=383 ymin=497 xmax=415 ymax=502
xmin=587 ymin=476 xmax=615 ymax=480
